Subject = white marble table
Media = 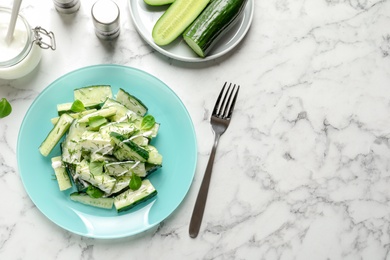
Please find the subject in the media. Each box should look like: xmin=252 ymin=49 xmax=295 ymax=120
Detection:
xmin=1 ymin=0 xmax=390 ymax=259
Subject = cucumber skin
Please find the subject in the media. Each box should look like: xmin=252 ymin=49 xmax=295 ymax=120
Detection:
xmin=152 ymin=0 xmax=210 ymax=46
xmin=183 ymin=0 xmax=248 ymax=57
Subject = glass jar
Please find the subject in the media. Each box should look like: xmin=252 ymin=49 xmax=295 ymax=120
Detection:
xmin=0 ymin=7 xmax=56 ymax=80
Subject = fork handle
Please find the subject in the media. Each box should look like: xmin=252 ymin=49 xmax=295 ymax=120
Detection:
xmin=189 ymin=133 xmax=221 ymax=238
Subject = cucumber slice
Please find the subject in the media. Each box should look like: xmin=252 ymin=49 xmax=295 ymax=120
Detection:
xmin=70 ymin=192 xmax=114 ymax=209
xmin=39 ymin=113 xmax=74 ymax=157
xmin=61 ymin=121 xmax=87 ymax=164
xmin=64 ymin=162 xmax=89 ymax=192
xmin=183 ymin=0 xmax=248 ymax=57
xmin=102 ymin=98 xmax=142 ymax=123
xmin=146 ymin=145 xmax=163 ymax=165
xmin=76 ymin=160 xmax=116 ymax=194
xmin=80 ymin=131 xmax=113 ymax=155
xmin=51 ymin=156 xmax=72 ymax=191
xmin=105 ymin=161 xmax=146 ymax=177
xmin=77 ymin=107 xmax=117 ymax=123
xmin=90 ymin=153 xmax=118 ymax=163
xmin=145 ymin=162 xmax=162 ymax=175
xmin=57 ymin=102 xmax=100 ymax=116
xmin=99 ymin=122 xmax=135 ymax=138
xmin=152 ymin=0 xmax=210 ymax=46
xmin=110 ymin=132 xmax=149 ymax=162
xmin=114 ymin=179 xmax=157 ymax=212
xmin=111 ymin=176 xmax=131 ymax=194
xmin=130 ymin=135 xmax=149 ymax=146
xmin=144 ymin=0 xmax=175 ymax=6
xmin=116 ymin=88 xmax=148 ymax=116
xmin=51 ymin=109 xmax=98 ymax=125
xmin=73 ymin=85 xmax=112 ymax=107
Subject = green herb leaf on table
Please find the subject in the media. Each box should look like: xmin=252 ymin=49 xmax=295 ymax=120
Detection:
xmin=141 ymin=114 xmax=155 ymax=130
xmin=129 ymin=172 xmax=142 ymax=191
xmin=71 ymin=99 xmax=86 ymax=112
xmin=0 ymin=98 xmax=12 ymax=118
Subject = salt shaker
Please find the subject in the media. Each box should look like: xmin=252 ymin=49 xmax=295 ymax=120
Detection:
xmin=53 ymin=0 xmax=80 ymax=14
xmin=91 ymin=0 xmax=120 ymax=40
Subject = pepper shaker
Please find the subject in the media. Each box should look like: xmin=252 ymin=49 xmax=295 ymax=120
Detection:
xmin=53 ymin=0 xmax=80 ymax=14
xmin=91 ymin=0 xmax=120 ymax=40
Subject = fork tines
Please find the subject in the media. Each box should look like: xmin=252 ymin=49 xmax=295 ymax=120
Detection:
xmin=213 ymin=82 xmax=240 ymax=119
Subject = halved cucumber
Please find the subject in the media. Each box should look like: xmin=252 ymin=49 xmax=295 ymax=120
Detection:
xmin=39 ymin=113 xmax=74 ymax=157
xmin=183 ymin=0 xmax=248 ymax=57
xmin=152 ymin=0 xmax=210 ymax=46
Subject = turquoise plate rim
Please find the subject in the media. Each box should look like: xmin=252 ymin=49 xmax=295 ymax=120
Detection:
xmin=17 ymin=64 xmax=197 ymax=239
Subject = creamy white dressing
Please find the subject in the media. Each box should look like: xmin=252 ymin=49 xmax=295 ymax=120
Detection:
xmin=51 ymin=160 xmax=63 ymax=169
xmin=93 ymin=144 xmax=114 ymax=155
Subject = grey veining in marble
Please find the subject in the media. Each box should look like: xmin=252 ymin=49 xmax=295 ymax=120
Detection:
xmin=1 ymin=0 xmax=390 ymax=259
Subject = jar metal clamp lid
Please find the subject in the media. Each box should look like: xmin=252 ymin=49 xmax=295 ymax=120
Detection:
xmin=32 ymin=27 xmax=56 ymax=50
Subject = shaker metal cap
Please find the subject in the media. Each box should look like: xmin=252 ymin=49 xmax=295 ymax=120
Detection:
xmin=91 ymin=0 xmax=120 ymax=39
xmin=53 ymin=0 xmax=80 ymax=14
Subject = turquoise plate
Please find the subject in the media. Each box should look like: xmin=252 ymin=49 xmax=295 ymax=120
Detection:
xmin=17 ymin=64 xmax=197 ymax=239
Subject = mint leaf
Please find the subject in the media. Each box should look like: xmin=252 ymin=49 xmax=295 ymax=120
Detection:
xmin=71 ymin=99 xmax=85 ymax=112
xmin=86 ymin=185 xmax=104 ymax=198
xmin=141 ymin=115 xmax=155 ymax=130
xmin=0 ymin=98 xmax=12 ymax=118
xmin=129 ymin=172 xmax=142 ymax=191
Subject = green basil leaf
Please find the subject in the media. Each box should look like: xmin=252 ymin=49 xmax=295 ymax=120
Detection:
xmin=141 ymin=114 xmax=155 ymax=130
xmin=88 ymin=115 xmax=107 ymax=130
xmin=71 ymin=99 xmax=85 ymax=112
xmin=0 ymin=98 xmax=12 ymax=118
xmin=86 ymin=185 xmax=104 ymax=198
xmin=129 ymin=172 xmax=142 ymax=191
xmin=89 ymin=161 xmax=104 ymax=176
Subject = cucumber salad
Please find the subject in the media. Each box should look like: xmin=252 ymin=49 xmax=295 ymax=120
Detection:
xmin=39 ymin=85 xmax=162 ymax=212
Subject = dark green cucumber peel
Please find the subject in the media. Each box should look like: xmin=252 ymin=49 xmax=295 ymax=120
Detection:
xmin=183 ymin=0 xmax=249 ymax=57
xmin=110 ymin=132 xmax=149 ymax=162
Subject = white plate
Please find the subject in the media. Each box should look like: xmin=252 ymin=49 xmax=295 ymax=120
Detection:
xmin=129 ymin=0 xmax=254 ymax=62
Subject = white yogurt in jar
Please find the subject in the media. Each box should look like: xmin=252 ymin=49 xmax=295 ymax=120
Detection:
xmin=0 ymin=7 xmax=42 ymax=80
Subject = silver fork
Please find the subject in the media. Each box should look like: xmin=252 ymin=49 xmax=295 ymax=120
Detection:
xmin=189 ymin=82 xmax=240 ymax=238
